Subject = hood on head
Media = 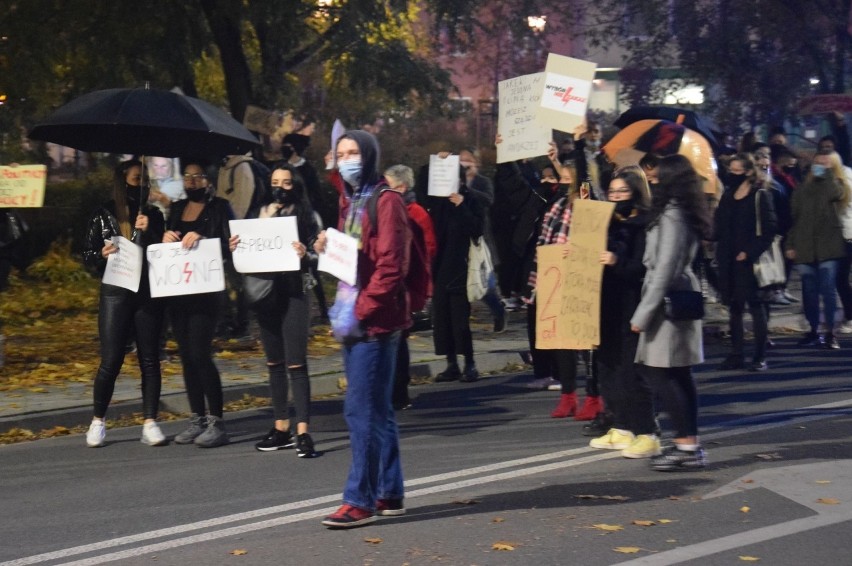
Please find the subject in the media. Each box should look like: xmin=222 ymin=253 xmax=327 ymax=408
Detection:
xmin=337 ymin=129 xmax=380 ymax=191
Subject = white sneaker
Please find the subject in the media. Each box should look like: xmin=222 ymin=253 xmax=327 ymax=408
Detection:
xmin=836 ymin=320 xmax=852 ymax=334
xmin=141 ymin=421 xmax=167 ymax=446
xmin=86 ymin=420 xmax=105 ymax=447
xmin=526 ymin=376 xmax=560 ymax=390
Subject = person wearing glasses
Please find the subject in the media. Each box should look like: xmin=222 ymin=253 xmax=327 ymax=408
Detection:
xmin=164 ymin=160 xmax=238 ymax=448
xmin=82 ymin=160 xmax=166 ymax=447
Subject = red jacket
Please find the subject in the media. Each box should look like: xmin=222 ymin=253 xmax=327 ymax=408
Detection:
xmin=340 ymin=186 xmax=412 ymax=335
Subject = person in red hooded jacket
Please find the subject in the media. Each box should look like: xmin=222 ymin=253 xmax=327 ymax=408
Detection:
xmin=315 ymin=130 xmax=412 ymax=529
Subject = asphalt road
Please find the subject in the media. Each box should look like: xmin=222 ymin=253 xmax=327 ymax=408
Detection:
xmin=2 ymin=335 xmax=852 ymax=566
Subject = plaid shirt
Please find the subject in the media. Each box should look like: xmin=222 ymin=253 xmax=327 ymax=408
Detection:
xmin=527 ymin=196 xmax=573 ymax=295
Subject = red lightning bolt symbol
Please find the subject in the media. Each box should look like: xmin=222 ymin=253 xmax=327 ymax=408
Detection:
xmin=183 ymin=262 xmax=193 ymax=283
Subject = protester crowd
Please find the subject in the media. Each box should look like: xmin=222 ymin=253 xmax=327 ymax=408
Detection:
xmin=5 ymin=110 xmax=850 ymax=529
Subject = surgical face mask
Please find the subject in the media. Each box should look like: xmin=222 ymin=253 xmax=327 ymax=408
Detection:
xmin=811 ymin=164 xmax=827 ymax=178
xmin=338 ymin=158 xmax=363 ymax=186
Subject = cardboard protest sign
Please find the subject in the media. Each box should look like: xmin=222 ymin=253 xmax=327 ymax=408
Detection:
xmin=102 ymin=236 xmax=143 ymax=293
xmin=229 ymin=217 xmax=300 ymax=273
xmin=427 ymin=154 xmax=460 ymax=197
xmin=497 ymin=73 xmax=552 ymax=163
xmin=0 ymin=165 xmax=47 ymax=207
xmin=537 ymin=54 xmax=597 ymax=134
xmin=535 ymin=199 xmax=614 ymax=350
xmin=146 ymin=238 xmax=226 ymax=298
xmin=317 ymin=227 xmax=358 ymax=286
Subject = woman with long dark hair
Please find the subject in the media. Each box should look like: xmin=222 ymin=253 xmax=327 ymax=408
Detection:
xmin=166 ymin=160 xmax=235 ymax=448
xmin=232 ymin=162 xmax=319 ymax=457
xmin=588 ymin=166 xmax=658 ymax=458
xmin=715 ymin=153 xmax=777 ymax=371
xmin=83 ymin=160 xmax=166 ymax=447
xmin=630 ymin=154 xmax=712 ymax=471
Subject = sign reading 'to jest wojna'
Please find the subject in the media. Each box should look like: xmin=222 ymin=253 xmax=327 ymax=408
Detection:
xmin=146 ymin=238 xmax=225 ymax=298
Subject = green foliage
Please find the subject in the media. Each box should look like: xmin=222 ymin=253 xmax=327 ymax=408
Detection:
xmin=25 ymin=239 xmax=91 ymax=283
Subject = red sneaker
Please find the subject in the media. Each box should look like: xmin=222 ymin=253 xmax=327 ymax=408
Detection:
xmin=574 ymin=395 xmax=603 ymax=421
xmin=321 ymin=504 xmax=375 ymax=528
xmin=376 ymin=498 xmax=406 ymax=516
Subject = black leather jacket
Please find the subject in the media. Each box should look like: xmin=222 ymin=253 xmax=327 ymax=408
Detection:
xmin=83 ymin=201 xmax=165 ymax=275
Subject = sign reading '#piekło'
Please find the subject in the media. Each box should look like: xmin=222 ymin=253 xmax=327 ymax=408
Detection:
xmin=146 ymin=238 xmax=226 ymax=298
xmin=537 ymin=54 xmax=597 ymax=134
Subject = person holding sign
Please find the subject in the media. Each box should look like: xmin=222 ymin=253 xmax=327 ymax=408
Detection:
xmin=82 ymin=160 xmax=166 ymax=448
xmin=587 ymin=166 xmax=659 ymax=458
xmin=428 ymin=160 xmax=486 ymax=383
xmin=317 ymin=130 xmax=411 ymax=528
xmin=165 ymin=160 xmax=237 ymax=448
xmin=231 ymin=163 xmax=320 ymax=458
xmin=629 ymin=155 xmax=712 ymax=471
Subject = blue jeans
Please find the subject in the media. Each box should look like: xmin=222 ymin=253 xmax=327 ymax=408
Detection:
xmin=342 ymin=331 xmax=403 ymax=511
xmin=481 ymin=272 xmax=505 ymax=319
xmin=797 ymin=260 xmax=839 ymax=333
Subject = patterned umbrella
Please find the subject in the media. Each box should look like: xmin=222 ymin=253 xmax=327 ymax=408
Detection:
xmin=603 ymin=119 xmax=718 ymax=193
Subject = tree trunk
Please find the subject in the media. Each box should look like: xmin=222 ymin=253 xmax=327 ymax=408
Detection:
xmin=200 ymin=0 xmax=253 ymax=122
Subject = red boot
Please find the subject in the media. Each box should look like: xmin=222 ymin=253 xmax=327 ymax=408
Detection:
xmin=574 ymin=395 xmax=603 ymax=421
xmin=551 ymin=392 xmax=578 ymax=418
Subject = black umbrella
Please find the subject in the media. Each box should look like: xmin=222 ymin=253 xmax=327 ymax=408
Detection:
xmin=613 ymin=106 xmax=722 ymax=152
xmin=28 ymin=87 xmax=260 ymax=158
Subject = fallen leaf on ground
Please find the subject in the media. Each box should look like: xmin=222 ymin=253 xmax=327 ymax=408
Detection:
xmin=742 ymin=479 xmax=754 ymax=484
xmin=815 ymin=480 xmax=832 ymax=484
xmin=492 ymin=541 xmax=517 ymax=551
xmin=229 ymin=549 xmax=247 ymax=556
xmin=740 ymin=506 xmax=750 ymax=513
xmin=632 ymin=520 xmax=656 ymax=526
xmin=613 ymin=547 xmax=642 ymax=554
xmin=491 ymin=517 xmax=505 ymax=523
xmin=738 ymin=556 xmax=760 ymax=561
xmin=658 ymin=519 xmax=675 ymax=524
xmin=593 ymin=524 xmax=624 ymax=532
xmin=816 ymin=498 xmax=840 ymax=505
xmin=755 ymin=453 xmax=782 ymax=460
xmin=364 ymin=537 xmax=383 ymax=544
xmin=452 ymin=499 xmax=480 ymax=505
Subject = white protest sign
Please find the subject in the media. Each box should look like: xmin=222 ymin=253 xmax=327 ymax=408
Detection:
xmin=497 ymin=73 xmax=552 ymax=163
xmin=537 ymin=54 xmax=597 ymax=133
xmin=427 ymin=154 xmax=460 ymax=197
xmin=318 ymin=227 xmax=358 ymax=286
xmin=102 ymin=236 xmax=143 ymax=292
xmin=0 ymin=165 xmax=47 ymax=207
xmin=146 ymin=238 xmax=226 ymax=298
xmin=229 ymin=217 xmax=300 ymax=273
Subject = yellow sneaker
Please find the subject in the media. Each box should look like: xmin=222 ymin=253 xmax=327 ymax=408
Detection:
xmin=621 ymin=434 xmax=662 ymax=459
xmin=589 ymin=428 xmax=634 ymax=450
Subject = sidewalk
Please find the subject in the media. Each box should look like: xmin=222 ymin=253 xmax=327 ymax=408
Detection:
xmin=0 ymin=285 xmax=811 ymax=435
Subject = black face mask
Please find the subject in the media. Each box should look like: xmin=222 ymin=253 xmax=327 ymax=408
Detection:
xmin=727 ymin=173 xmax=748 ymax=188
xmin=126 ymin=184 xmax=141 ymax=203
xmin=280 ymin=146 xmax=295 ymax=160
xmin=558 ymin=152 xmax=572 ymax=163
xmin=614 ymin=199 xmax=635 ymax=217
xmin=185 ymin=187 xmax=207 ymax=203
xmin=273 ymin=187 xmax=296 ymax=205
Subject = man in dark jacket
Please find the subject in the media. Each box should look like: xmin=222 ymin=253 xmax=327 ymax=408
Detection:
xmin=317 ymin=130 xmax=412 ymax=529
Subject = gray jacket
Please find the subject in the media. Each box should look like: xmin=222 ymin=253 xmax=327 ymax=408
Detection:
xmin=630 ymin=203 xmax=704 ymax=368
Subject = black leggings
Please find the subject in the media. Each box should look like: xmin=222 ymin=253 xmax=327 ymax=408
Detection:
xmin=255 ymin=287 xmax=311 ymax=424
xmin=729 ymin=299 xmax=768 ymax=362
xmin=170 ymin=293 xmax=223 ymax=418
xmin=638 ymin=365 xmax=699 ymax=438
xmin=93 ymin=286 xmax=163 ymax=420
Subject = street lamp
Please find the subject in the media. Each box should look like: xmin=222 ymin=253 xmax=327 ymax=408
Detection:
xmin=527 ymin=15 xmax=547 ymax=34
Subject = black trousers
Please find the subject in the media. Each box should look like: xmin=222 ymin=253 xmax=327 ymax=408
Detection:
xmin=729 ymin=299 xmax=768 ymax=362
xmin=597 ymin=332 xmax=655 ymax=434
xmin=170 ymin=293 xmax=223 ymax=418
xmin=637 ymin=365 xmax=699 ymax=439
xmin=432 ymin=288 xmax=473 ymax=360
xmin=93 ymin=286 xmax=163 ymax=420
